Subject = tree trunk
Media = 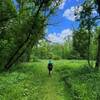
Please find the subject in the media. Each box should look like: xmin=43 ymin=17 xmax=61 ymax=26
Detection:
xmin=95 ymin=34 xmax=100 ymax=69
xmin=4 ymin=33 xmax=31 ymax=69
xmin=87 ymin=31 xmax=91 ymax=67
xmin=7 ymin=40 xmax=32 ymax=69
xmin=7 ymin=37 xmax=36 ymax=69
xmin=4 ymin=2 xmax=45 ymax=70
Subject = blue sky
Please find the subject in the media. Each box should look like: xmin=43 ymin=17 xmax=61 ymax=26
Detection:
xmin=13 ymin=0 xmax=99 ymax=43
xmin=47 ymin=0 xmax=85 ymax=43
xmin=13 ymin=0 xmax=86 ymax=43
xmin=48 ymin=0 xmax=84 ymax=33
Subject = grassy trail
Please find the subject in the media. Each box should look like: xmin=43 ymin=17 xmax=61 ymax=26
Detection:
xmin=1 ymin=60 xmax=99 ymax=100
xmin=0 ymin=60 xmax=72 ymax=100
xmin=31 ymin=61 xmax=71 ymax=100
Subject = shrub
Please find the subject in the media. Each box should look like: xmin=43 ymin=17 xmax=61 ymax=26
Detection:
xmin=52 ymin=55 xmax=61 ymax=60
xmin=29 ymin=55 xmax=39 ymax=62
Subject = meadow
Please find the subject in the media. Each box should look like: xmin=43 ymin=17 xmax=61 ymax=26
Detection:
xmin=0 ymin=60 xmax=100 ymax=100
xmin=0 ymin=0 xmax=100 ymax=100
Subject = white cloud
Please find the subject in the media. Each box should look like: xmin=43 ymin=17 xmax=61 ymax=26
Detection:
xmin=59 ymin=0 xmax=80 ymax=10
xmin=59 ymin=0 xmax=67 ymax=10
xmin=60 ymin=29 xmax=73 ymax=40
xmin=63 ymin=6 xmax=83 ymax=21
xmin=92 ymin=10 xmax=97 ymax=14
xmin=47 ymin=29 xmax=73 ymax=44
xmin=63 ymin=7 xmax=76 ymax=21
xmin=92 ymin=10 xmax=98 ymax=15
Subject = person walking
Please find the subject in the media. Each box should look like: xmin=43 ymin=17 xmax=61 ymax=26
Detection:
xmin=48 ymin=58 xmax=53 ymax=76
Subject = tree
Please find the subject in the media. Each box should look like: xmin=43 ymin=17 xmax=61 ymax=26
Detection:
xmin=73 ymin=29 xmax=89 ymax=59
xmin=95 ymin=0 xmax=100 ymax=69
xmin=0 ymin=0 xmax=62 ymax=70
xmin=95 ymin=27 xmax=100 ymax=69
xmin=0 ymin=0 xmax=17 ymax=69
xmin=74 ymin=0 xmax=100 ymax=68
xmin=75 ymin=0 xmax=97 ymax=67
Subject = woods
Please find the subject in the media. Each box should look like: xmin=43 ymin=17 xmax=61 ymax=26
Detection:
xmin=0 ymin=0 xmax=62 ymax=70
xmin=0 ymin=0 xmax=100 ymax=70
xmin=0 ymin=0 xmax=100 ymax=99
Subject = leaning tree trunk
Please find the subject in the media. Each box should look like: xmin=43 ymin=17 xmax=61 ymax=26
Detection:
xmin=87 ymin=30 xmax=91 ymax=67
xmin=7 ymin=39 xmax=32 ymax=69
xmin=4 ymin=2 xmax=44 ymax=70
xmin=4 ymin=33 xmax=31 ymax=69
xmin=95 ymin=34 xmax=100 ymax=69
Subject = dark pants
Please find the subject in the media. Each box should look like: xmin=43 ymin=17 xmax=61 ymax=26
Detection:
xmin=48 ymin=63 xmax=53 ymax=75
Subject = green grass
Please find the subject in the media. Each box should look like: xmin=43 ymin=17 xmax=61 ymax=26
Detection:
xmin=0 ymin=60 xmax=100 ymax=100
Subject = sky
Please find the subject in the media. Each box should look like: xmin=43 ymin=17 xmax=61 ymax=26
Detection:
xmin=13 ymin=0 xmax=96 ymax=44
xmin=47 ymin=0 xmax=85 ymax=44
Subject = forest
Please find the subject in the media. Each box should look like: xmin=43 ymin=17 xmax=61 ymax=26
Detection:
xmin=0 ymin=0 xmax=100 ymax=100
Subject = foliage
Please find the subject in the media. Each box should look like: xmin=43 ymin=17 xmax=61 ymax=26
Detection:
xmin=73 ymin=29 xmax=89 ymax=59
xmin=29 ymin=55 xmax=39 ymax=62
xmin=73 ymin=0 xmax=99 ymax=67
xmin=31 ymin=39 xmax=73 ymax=60
xmin=58 ymin=60 xmax=100 ymax=100
xmin=0 ymin=60 xmax=99 ymax=99
xmin=0 ymin=0 xmax=62 ymax=69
